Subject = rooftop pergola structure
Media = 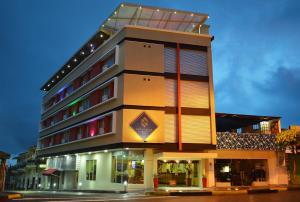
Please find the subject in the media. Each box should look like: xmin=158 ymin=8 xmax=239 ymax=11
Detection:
xmin=41 ymin=3 xmax=209 ymax=92
xmin=0 ymin=151 xmax=10 ymax=192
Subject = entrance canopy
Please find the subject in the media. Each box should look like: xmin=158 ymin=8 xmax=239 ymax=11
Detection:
xmin=42 ymin=168 xmax=59 ymax=176
xmin=155 ymin=152 xmax=217 ymax=160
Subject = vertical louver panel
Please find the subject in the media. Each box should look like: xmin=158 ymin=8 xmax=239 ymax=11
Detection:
xmin=165 ymin=79 xmax=177 ymax=106
xmin=181 ymin=80 xmax=209 ymax=108
xmin=164 ymin=47 xmax=177 ymax=73
xmin=164 ymin=114 xmax=177 ymax=143
xmin=182 ymin=115 xmax=211 ymax=143
xmin=180 ymin=49 xmax=208 ymax=76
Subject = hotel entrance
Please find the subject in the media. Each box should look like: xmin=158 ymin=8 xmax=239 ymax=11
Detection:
xmin=154 ymin=152 xmax=217 ymax=188
xmin=157 ymin=160 xmax=199 ymax=187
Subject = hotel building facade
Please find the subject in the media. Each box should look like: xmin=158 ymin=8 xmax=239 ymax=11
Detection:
xmin=37 ymin=4 xmax=288 ymax=191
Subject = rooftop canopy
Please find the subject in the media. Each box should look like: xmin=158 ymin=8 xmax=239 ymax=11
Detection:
xmin=216 ymin=112 xmax=280 ymax=132
xmin=41 ymin=3 xmax=209 ymax=92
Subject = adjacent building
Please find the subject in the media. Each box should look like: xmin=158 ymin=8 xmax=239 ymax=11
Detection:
xmin=36 ymin=3 xmax=288 ymax=191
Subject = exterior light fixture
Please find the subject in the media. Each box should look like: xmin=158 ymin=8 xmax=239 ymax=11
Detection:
xmin=73 ymin=58 xmax=77 ymax=62
xmin=90 ymin=49 xmax=94 ymax=53
xmin=141 ymin=160 xmax=144 ymax=163
xmin=43 ymin=88 xmax=46 ymax=91
xmin=100 ymin=34 xmax=103 ymax=38
xmin=102 ymin=24 xmax=105 ymax=27
xmin=125 ymin=148 xmax=129 ymax=150
xmin=163 ymin=160 xmax=167 ymax=163
xmin=67 ymin=64 xmax=71 ymax=68
xmin=53 ymin=183 xmax=56 ymax=187
xmin=52 ymin=80 xmax=54 ymax=83
xmin=81 ymin=51 xmax=85 ymax=55
xmin=61 ymin=70 xmax=65 ymax=74
xmin=207 ymin=16 xmax=210 ymax=19
xmin=174 ymin=11 xmax=177 ymax=14
xmin=38 ymin=184 xmax=41 ymax=188
xmin=192 ymin=24 xmax=195 ymax=28
xmin=121 ymin=4 xmax=124 ymax=7
xmin=108 ymin=18 xmax=111 ymax=21
xmin=47 ymin=84 xmax=50 ymax=87
xmin=114 ymin=11 xmax=117 ymax=15
xmin=190 ymin=13 xmax=194 ymax=16
xmin=176 ymin=160 xmax=179 ymax=163
xmin=89 ymin=43 xmax=93 ymax=47
xmin=104 ymin=150 xmax=108 ymax=153
xmin=156 ymin=9 xmax=160 ymax=12
xmin=78 ymin=182 xmax=82 ymax=186
xmin=139 ymin=6 xmax=142 ymax=9
xmin=56 ymin=75 xmax=59 ymax=79
xmin=88 ymin=152 xmax=91 ymax=155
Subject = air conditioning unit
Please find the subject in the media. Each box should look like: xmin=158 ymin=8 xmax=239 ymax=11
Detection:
xmin=103 ymin=64 xmax=109 ymax=71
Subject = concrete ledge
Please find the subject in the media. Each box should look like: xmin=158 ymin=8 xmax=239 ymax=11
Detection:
xmin=248 ymin=189 xmax=278 ymax=194
xmin=170 ymin=191 xmax=212 ymax=196
xmin=212 ymin=190 xmax=247 ymax=195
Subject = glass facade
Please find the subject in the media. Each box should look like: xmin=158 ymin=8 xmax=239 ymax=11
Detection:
xmin=111 ymin=150 xmax=144 ymax=184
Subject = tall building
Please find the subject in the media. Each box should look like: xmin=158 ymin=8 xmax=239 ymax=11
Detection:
xmin=37 ymin=3 xmax=288 ymax=190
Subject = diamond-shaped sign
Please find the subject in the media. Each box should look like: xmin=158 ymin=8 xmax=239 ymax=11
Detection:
xmin=130 ymin=112 xmax=158 ymax=140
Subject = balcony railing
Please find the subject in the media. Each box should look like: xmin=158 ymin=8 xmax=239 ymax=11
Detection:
xmin=217 ymin=132 xmax=277 ymax=151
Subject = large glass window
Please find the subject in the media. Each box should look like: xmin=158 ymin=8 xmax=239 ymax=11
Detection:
xmin=86 ymin=160 xmax=97 ymax=181
xmin=111 ymin=150 xmax=144 ymax=184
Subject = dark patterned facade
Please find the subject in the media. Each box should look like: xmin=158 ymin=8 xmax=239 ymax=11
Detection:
xmin=217 ymin=132 xmax=277 ymax=150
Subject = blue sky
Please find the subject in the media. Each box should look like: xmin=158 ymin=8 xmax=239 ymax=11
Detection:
xmin=0 ymin=0 xmax=299 ymax=156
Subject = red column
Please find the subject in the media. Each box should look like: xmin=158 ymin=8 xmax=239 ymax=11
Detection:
xmin=176 ymin=43 xmax=182 ymax=151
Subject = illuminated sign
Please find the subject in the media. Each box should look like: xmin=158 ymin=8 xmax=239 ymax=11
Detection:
xmin=130 ymin=112 xmax=158 ymax=140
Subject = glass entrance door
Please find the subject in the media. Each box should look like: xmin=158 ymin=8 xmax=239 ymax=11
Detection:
xmin=157 ymin=160 xmax=199 ymax=187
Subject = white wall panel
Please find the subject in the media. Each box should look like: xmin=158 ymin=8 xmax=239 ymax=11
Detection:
xmin=182 ymin=115 xmax=211 ymax=143
xmin=165 ymin=79 xmax=177 ymax=106
xmin=180 ymin=49 xmax=208 ymax=76
xmin=181 ymin=80 xmax=209 ymax=108
xmin=164 ymin=114 xmax=177 ymax=143
xmin=164 ymin=47 xmax=176 ymax=73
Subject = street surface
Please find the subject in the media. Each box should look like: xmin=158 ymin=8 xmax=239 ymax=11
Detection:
xmin=10 ymin=190 xmax=300 ymax=202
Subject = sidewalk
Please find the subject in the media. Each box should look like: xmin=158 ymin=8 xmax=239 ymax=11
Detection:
xmin=146 ymin=185 xmax=300 ymax=196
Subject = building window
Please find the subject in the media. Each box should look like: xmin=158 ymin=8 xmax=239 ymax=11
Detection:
xmin=260 ymin=121 xmax=271 ymax=134
xmin=237 ymin=128 xmax=242 ymax=134
xmin=99 ymin=119 xmax=104 ymax=135
xmin=102 ymin=86 xmax=110 ymax=101
xmin=86 ymin=160 xmax=97 ymax=181
xmin=111 ymin=150 xmax=144 ymax=184
xmin=253 ymin=124 xmax=260 ymax=131
xmin=77 ymin=127 xmax=83 ymax=140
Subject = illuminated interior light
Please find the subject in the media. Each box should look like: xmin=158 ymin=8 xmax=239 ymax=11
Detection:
xmin=104 ymin=150 xmax=108 ymax=153
xmin=125 ymin=148 xmax=129 ymax=150
xmin=121 ymin=4 xmax=124 ymax=7
xmin=114 ymin=11 xmax=117 ymax=15
xmin=163 ymin=160 xmax=167 ymax=163
xmin=176 ymin=160 xmax=179 ymax=163
xmin=192 ymin=24 xmax=195 ymax=28
xmin=90 ymin=129 xmax=95 ymax=136
xmin=139 ymin=6 xmax=142 ymax=9
xmin=174 ymin=11 xmax=177 ymax=14
xmin=156 ymin=9 xmax=160 ymax=12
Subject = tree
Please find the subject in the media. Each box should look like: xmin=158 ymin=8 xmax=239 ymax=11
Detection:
xmin=276 ymin=129 xmax=300 ymax=184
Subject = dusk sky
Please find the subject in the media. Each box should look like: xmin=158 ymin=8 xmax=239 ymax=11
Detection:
xmin=0 ymin=0 xmax=299 ymax=156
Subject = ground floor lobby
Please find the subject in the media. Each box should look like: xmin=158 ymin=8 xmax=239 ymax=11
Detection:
xmin=39 ymin=149 xmax=288 ymax=191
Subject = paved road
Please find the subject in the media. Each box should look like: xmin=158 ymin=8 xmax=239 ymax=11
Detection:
xmin=11 ymin=190 xmax=300 ymax=201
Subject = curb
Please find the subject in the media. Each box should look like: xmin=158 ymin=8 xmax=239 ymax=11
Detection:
xmin=212 ymin=190 xmax=247 ymax=195
xmin=0 ymin=193 xmax=23 ymax=201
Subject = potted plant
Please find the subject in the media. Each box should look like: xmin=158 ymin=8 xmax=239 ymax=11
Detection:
xmin=202 ymin=174 xmax=207 ymax=188
xmin=186 ymin=165 xmax=192 ymax=186
xmin=153 ymin=173 xmax=159 ymax=189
